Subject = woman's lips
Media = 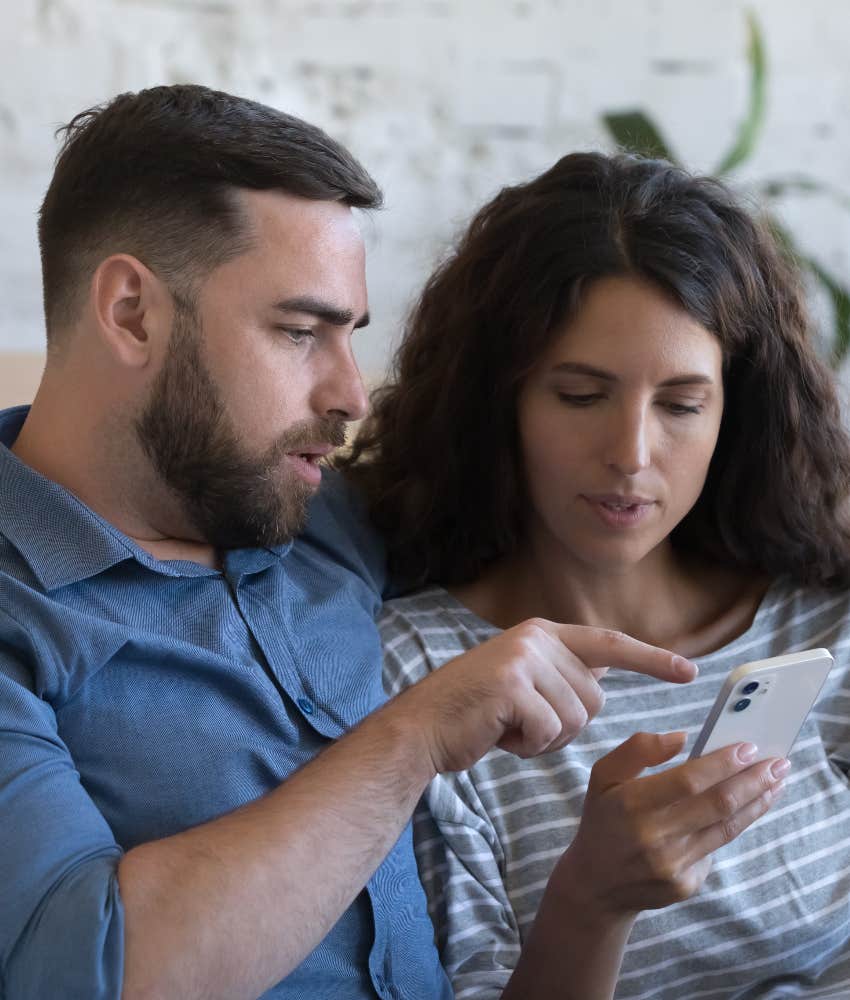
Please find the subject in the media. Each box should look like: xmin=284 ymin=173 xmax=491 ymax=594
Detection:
xmin=581 ymin=494 xmax=657 ymax=528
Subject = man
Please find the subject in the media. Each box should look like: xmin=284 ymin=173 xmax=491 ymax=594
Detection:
xmin=0 ymin=84 xmax=749 ymax=999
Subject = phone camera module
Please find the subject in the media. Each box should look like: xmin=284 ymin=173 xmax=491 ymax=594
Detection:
xmin=733 ymin=698 xmax=751 ymax=712
xmin=742 ymin=681 xmax=760 ymax=695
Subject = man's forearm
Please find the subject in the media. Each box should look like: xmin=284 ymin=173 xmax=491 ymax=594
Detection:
xmin=119 ymin=702 xmax=435 ymax=1000
xmin=118 ymin=620 xmax=695 ymax=999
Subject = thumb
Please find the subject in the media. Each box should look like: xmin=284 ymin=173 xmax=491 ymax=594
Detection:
xmin=589 ymin=731 xmax=687 ymax=794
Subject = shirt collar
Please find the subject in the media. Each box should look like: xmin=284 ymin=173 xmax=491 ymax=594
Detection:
xmin=0 ymin=406 xmax=287 ymax=591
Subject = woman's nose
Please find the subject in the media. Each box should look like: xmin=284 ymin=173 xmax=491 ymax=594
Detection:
xmin=604 ymin=408 xmax=650 ymax=476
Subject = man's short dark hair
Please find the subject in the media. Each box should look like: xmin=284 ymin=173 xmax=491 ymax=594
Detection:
xmin=38 ymin=84 xmax=382 ymax=340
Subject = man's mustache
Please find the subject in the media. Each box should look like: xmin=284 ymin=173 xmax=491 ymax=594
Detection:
xmin=267 ymin=419 xmax=347 ymax=462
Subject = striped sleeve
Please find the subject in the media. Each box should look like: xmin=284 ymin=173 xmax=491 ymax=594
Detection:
xmin=415 ymin=770 xmax=521 ymax=1000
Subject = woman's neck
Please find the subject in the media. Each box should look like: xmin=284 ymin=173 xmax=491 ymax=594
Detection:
xmin=449 ymin=542 xmax=768 ymax=659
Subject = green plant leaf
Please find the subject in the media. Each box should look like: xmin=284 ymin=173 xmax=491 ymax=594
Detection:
xmin=601 ymin=111 xmax=678 ymax=163
xmin=714 ymin=11 xmax=767 ymax=174
xmin=767 ymin=217 xmax=850 ymax=362
xmin=759 ymin=176 xmax=850 ymax=213
xmin=808 ymin=259 xmax=850 ymax=363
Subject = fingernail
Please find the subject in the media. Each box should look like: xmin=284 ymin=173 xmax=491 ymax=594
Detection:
xmin=674 ymin=656 xmax=698 ymax=677
xmin=737 ymin=742 xmax=758 ymax=762
xmin=770 ymin=758 xmax=791 ymax=780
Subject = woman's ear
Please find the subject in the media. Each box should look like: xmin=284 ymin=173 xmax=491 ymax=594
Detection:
xmin=90 ymin=254 xmax=171 ymax=369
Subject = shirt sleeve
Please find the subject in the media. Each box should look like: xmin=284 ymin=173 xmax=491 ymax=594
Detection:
xmin=415 ymin=770 xmax=521 ymax=1000
xmin=0 ymin=608 xmax=125 ymax=999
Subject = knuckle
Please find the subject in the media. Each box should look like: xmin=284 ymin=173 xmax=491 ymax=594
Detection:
xmin=584 ymin=683 xmax=605 ymax=720
xmin=712 ymin=785 xmax=739 ymax=818
xmin=517 ymin=619 xmax=549 ymax=645
xmin=599 ymin=628 xmax=628 ymax=654
xmin=671 ymin=769 xmax=702 ymax=800
xmin=719 ymin=814 xmax=744 ymax=845
xmin=645 ymin=846 xmax=676 ymax=882
xmin=561 ymin=719 xmax=585 ymax=745
xmin=510 ymin=620 xmax=548 ymax=656
xmin=669 ymin=871 xmax=700 ymax=903
xmin=542 ymin=716 xmax=564 ymax=748
xmin=518 ymin=719 xmax=563 ymax=759
xmin=757 ymin=788 xmax=777 ymax=815
xmin=627 ymin=813 xmax=658 ymax=852
xmin=492 ymin=659 xmax=528 ymax=698
xmin=614 ymin=782 xmax=640 ymax=816
xmin=626 ymin=731 xmax=656 ymax=755
xmin=504 ymin=634 xmax=529 ymax=661
xmin=560 ymin=697 xmax=588 ymax=739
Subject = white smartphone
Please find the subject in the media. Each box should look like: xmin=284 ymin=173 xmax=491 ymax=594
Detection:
xmin=689 ymin=648 xmax=833 ymax=761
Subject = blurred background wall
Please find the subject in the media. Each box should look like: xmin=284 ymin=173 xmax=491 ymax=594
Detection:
xmin=1 ymin=0 xmax=848 ymax=406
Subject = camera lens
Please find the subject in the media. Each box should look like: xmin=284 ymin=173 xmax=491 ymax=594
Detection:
xmin=733 ymin=698 xmax=751 ymax=712
xmin=742 ymin=681 xmax=759 ymax=695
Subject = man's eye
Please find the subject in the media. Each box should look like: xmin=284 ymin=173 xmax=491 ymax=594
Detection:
xmin=276 ymin=327 xmax=315 ymax=345
xmin=556 ymin=392 xmax=603 ymax=407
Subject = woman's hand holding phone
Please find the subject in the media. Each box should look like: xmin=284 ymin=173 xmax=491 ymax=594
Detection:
xmin=552 ymin=731 xmax=789 ymax=917
xmin=551 ymin=648 xmax=832 ymax=921
xmin=506 ymin=733 xmax=788 ymax=1000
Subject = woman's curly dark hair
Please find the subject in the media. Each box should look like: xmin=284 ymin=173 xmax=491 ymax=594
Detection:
xmin=344 ymin=152 xmax=850 ymax=589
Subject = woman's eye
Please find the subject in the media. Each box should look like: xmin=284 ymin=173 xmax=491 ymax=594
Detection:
xmin=662 ymin=401 xmax=703 ymax=415
xmin=556 ymin=392 xmax=603 ymax=407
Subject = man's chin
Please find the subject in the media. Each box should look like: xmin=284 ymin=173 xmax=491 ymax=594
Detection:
xmin=192 ymin=497 xmax=312 ymax=551
xmin=206 ymin=521 xmax=303 ymax=551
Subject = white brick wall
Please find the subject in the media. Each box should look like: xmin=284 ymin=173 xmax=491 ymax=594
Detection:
xmin=0 ymin=0 xmax=848 ymax=387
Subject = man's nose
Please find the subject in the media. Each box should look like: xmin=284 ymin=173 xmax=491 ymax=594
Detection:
xmin=316 ymin=340 xmax=369 ymax=423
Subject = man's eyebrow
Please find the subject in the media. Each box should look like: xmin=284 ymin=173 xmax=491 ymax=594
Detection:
xmin=273 ymin=296 xmax=370 ymax=329
xmin=551 ymin=362 xmax=714 ymax=387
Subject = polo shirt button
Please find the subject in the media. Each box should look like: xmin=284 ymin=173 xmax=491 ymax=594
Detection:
xmin=296 ymin=696 xmax=315 ymax=715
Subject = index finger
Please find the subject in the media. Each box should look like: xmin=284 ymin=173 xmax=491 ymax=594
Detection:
xmin=551 ymin=623 xmax=698 ymax=683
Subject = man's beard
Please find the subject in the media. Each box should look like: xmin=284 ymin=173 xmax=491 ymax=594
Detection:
xmin=135 ymin=306 xmax=345 ymax=550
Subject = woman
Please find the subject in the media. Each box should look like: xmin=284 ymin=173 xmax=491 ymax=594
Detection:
xmin=348 ymin=153 xmax=850 ymax=999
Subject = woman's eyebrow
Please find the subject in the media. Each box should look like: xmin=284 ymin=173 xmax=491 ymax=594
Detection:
xmin=551 ymin=362 xmax=616 ymax=381
xmin=551 ymin=362 xmax=714 ymax=388
xmin=657 ymin=374 xmax=715 ymax=387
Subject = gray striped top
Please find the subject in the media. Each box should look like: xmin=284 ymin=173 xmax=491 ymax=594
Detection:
xmin=380 ymin=582 xmax=850 ymax=1000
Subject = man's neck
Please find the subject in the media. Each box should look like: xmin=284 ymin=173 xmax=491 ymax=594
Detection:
xmin=12 ymin=390 xmax=219 ymax=571
xmin=132 ymin=536 xmax=222 ymax=569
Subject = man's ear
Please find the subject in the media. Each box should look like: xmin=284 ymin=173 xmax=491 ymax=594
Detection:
xmin=90 ymin=254 xmax=171 ymax=369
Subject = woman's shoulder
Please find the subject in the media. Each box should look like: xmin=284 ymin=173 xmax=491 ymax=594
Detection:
xmin=756 ymin=579 xmax=850 ymax=632
xmin=701 ymin=578 xmax=850 ymax=670
xmin=380 ymin=586 xmax=501 ymax=692
xmin=380 ymin=585 xmax=499 ymax=635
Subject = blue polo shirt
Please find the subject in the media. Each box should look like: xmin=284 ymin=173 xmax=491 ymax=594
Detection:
xmin=0 ymin=405 xmax=451 ymax=999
